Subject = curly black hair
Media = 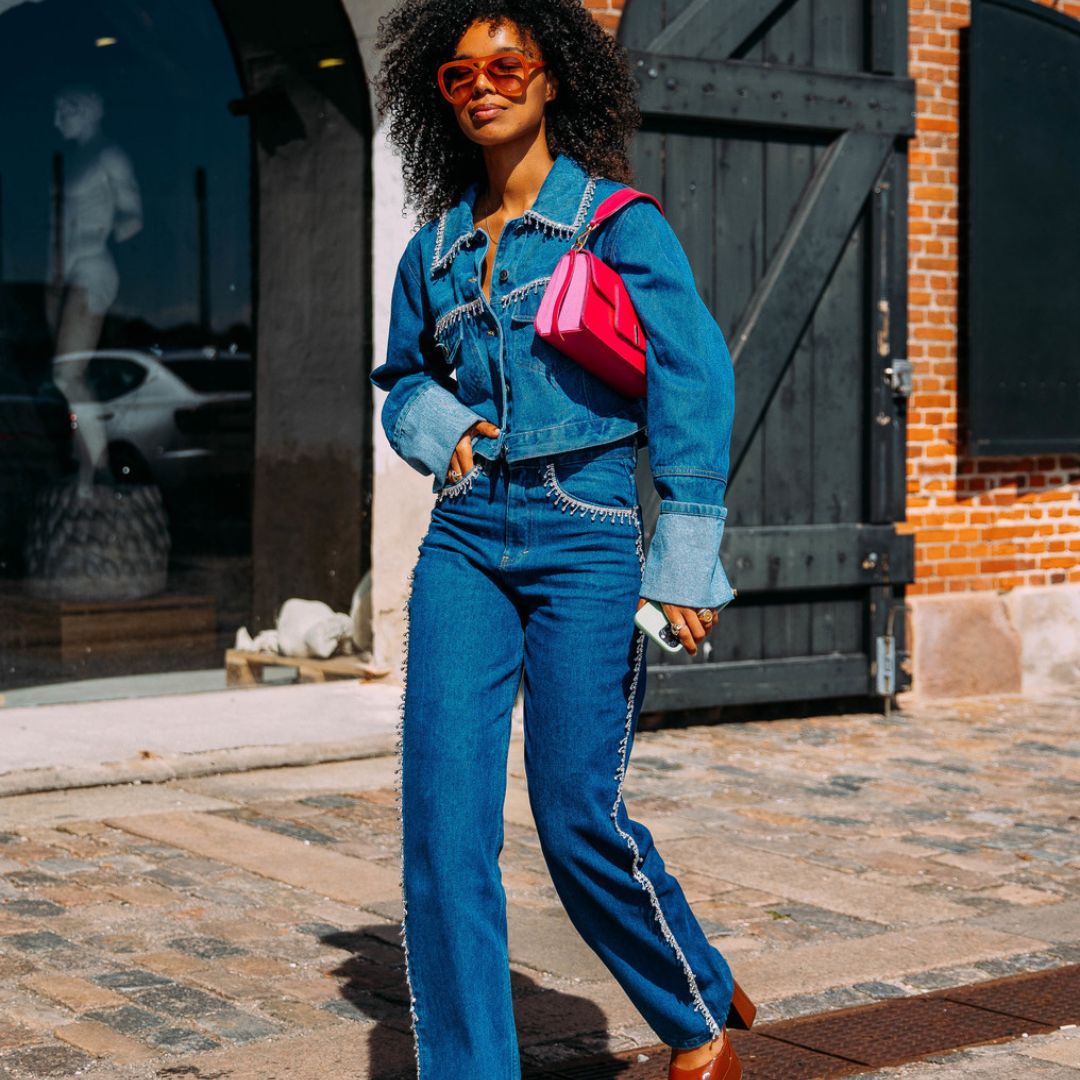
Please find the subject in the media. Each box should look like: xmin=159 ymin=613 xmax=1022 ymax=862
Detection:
xmin=373 ymin=0 xmax=642 ymax=224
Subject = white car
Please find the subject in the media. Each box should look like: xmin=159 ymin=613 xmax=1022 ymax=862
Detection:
xmin=51 ymin=346 xmax=253 ymax=496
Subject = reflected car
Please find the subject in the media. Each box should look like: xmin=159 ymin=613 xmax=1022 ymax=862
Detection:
xmin=51 ymin=348 xmax=253 ymax=498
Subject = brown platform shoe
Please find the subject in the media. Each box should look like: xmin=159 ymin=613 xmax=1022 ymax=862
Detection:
xmin=667 ymin=977 xmax=755 ymax=1080
xmin=667 ymin=1027 xmax=740 ymax=1080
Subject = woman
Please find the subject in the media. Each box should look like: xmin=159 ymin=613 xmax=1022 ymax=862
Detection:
xmin=370 ymin=2 xmax=752 ymax=1077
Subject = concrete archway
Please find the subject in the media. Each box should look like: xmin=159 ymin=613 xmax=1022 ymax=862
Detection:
xmin=213 ymin=0 xmax=377 ymax=627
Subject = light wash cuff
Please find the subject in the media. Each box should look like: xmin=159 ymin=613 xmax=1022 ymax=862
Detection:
xmin=390 ymin=380 xmax=486 ymax=490
xmin=640 ymin=500 xmax=737 ymax=610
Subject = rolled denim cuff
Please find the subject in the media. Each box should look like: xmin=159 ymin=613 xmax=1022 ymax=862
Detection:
xmin=390 ymin=380 xmax=486 ymax=490
xmin=640 ymin=500 xmax=737 ymax=610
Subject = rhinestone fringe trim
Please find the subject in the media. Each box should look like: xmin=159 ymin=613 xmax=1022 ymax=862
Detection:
xmin=434 ymin=463 xmax=481 ymax=504
xmin=396 ymin=563 xmax=423 ymax=1076
xmin=609 ymin=516 xmax=724 ymax=1041
xmin=433 ymin=297 xmax=485 ymax=339
xmin=542 ymin=462 xmax=639 ymax=525
xmin=499 ymin=276 xmax=552 ymax=309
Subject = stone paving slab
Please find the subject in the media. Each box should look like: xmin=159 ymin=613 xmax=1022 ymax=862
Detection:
xmin=1021 ymin=1027 xmax=1080 ymax=1069
xmin=970 ymin=898 xmax=1080 ymax=943
xmin=105 ymin=810 xmax=400 ymax=906
xmin=0 ymin=785 xmax=237 ymax=830
xmin=660 ymin=835 xmax=975 ymax=925
xmin=737 ymin=924 xmax=1050 ymax=1002
xmin=0 ymin=691 xmax=1076 ymax=1078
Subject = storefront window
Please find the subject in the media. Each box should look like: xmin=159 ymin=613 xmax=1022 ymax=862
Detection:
xmin=0 ymin=0 xmax=252 ymax=700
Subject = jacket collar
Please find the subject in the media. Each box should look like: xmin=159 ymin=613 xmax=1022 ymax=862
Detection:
xmin=429 ymin=152 xmax=600 ymax=277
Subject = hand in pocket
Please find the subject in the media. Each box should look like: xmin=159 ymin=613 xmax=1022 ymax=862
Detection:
xmin=447 ymin=420 xmax=500 ymax=482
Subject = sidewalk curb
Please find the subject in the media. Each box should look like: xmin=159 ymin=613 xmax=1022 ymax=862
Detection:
xmin=0 ymin=734 xmax=398 ymax=798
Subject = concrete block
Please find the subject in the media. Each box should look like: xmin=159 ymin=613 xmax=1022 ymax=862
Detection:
xmin=1004 ymin=583 xmax=1080 ymax=693
xmin=909 ymin=592 xmax=1022 ymax=699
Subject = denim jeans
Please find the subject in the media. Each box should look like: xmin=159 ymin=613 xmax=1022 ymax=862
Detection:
xmin=396 ymin=434 xmax=735 ymax=1077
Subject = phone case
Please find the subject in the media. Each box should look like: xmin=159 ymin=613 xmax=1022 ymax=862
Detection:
xmin=634 ymin=599 xmax=684 ymax=653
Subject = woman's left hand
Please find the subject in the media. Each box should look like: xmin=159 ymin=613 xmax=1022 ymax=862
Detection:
xmin=636 ymin=598 xmax=717 ymax=656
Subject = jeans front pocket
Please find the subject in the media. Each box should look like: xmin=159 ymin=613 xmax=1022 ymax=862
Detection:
xmin=542 ymin=453 xmax=639 ymax=525
xmin=434 ymin=461 xmax=483 ymax=505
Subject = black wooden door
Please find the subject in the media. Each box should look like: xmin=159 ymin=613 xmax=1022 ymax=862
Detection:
xmin=622 ymin=0 xmax=917 ymax=712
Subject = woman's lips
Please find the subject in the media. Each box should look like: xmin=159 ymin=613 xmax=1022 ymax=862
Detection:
xmin=471 ymin=104 xmax=505 ymax=121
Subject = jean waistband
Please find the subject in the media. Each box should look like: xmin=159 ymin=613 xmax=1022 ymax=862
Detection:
xmin=496 ymin=432 xmax=640 ymax=472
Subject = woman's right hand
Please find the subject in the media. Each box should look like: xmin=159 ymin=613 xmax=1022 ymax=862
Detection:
xmin=447 ymin=420 xmax=500 ymax=482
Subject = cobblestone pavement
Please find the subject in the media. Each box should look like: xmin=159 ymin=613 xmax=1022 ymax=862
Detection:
xmin=0 ymin=691 xmax=1077 ymax=1078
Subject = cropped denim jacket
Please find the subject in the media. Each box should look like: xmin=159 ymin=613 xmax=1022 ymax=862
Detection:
xmin=370 ymin=152 xmax=736 ymax=610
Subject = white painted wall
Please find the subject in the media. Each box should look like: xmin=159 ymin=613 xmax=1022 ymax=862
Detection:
xmin=345 ymin=0 xmax=442 ymax=678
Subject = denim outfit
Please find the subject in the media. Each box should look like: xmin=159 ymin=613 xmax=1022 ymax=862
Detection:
xmin=370 ymin=153 xmax=737 ymax=1076
xmin=371 ymin=151 xmax=735 ymax=610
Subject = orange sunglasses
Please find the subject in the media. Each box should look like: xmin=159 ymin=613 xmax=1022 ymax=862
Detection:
xmin=437 ymin=51 xmax=549 ymax=106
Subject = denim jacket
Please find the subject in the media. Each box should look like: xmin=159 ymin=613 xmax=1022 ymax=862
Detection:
xmin=370 ymin=152 xmax=736 ymax=610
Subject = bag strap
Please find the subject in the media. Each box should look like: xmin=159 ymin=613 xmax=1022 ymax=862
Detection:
xmin=571 ymin=187 xmax=664 ymax=251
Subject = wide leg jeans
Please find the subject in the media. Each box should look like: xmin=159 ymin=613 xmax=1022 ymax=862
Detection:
xmin=395 ymin=435 xmax=735 ymax=1078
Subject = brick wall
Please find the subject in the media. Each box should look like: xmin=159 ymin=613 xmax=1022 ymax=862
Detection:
xmin=583 ymin=0 xmax=625 ymax=34
xmin=904 ymin=0 xmax=1080 ymax=595
xmin=589 ymin=0 xmax=1080 ymax=596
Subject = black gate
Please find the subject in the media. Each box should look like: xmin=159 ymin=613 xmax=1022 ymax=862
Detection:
xmin=622 ymin=0 xmax=917 ymax=711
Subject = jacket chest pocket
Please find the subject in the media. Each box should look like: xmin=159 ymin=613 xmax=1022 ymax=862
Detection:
xmin=433 ymin=328 xmax=463 ymax=373
xmin=508 ymin=300 xmax=542 ymax=373
xmin=508 ymin=285 xmax=593 ymax=409
xmin=434 ymin=318 xmax=490 ymax=406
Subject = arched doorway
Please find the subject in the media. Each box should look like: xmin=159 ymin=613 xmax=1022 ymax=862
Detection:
xmin=0 ymin=0 xmax=372 ymax=696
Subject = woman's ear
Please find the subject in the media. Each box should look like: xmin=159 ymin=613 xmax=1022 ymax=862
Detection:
xmin=545 ymin=70 xmax=559 ymax=104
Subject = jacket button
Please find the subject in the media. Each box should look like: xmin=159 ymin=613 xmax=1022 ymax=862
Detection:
xmin=498 ymin=269 xmax=509 ymax=284
xmin=487 ymin=329 xmax=496 ymax=337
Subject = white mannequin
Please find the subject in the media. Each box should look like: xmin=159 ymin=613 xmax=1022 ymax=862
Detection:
xmin=46 ymin=86 xmax=143 ymax=489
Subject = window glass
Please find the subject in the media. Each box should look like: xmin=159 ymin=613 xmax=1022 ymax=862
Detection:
xmin=83 ymin=356 xmax=147 ymax=401
xmin=0 ymin=0 xmax=253 ymax=702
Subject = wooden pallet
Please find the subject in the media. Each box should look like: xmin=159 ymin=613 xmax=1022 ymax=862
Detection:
xmin=225 ymin=648 xmax=391 ymax=687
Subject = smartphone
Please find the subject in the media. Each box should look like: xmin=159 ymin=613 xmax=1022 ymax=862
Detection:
xmin=634 ymin=591 xmax=739 ymax=653
xmin=634 ymin=599 xmax=685 ymax=653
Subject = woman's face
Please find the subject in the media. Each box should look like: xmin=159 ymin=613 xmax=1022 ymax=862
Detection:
xmin=445 ymin=18 xmax=557 ymax=148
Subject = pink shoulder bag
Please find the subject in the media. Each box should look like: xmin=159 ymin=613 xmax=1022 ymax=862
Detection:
xmin=533 ymin=188 xmax=664 ymax=399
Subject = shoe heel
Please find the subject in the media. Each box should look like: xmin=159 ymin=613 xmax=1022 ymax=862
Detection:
xmin=726 ymin=977 xmax=756 ymax=1030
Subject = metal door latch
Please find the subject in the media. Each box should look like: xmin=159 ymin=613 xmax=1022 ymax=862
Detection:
xmin=883 ymin=358 xmax=913 ymax=397
xmin=875 ymin=634 xmax=896 ymax=696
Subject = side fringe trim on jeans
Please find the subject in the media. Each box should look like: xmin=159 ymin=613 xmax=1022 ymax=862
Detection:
xmin=396 ymin=563 xmax=423 ymax=1076
xmin=609 ymin=517 xmax=723 ymax=1041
